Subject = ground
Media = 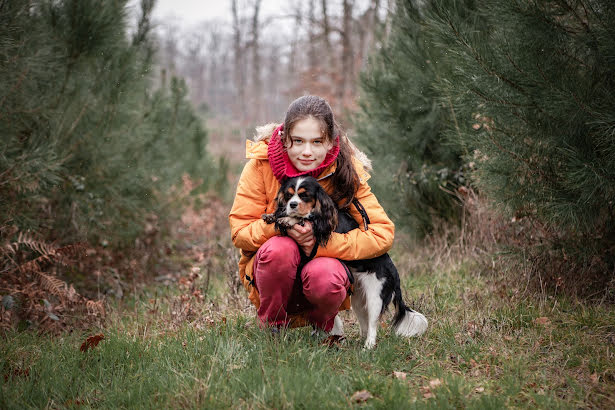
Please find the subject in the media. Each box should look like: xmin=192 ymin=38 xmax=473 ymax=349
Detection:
xmin=1 ymin=190 xmax=615 ymax=408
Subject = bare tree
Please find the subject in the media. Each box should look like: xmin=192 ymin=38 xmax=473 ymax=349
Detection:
xmin=358 ymin=0 xmax=381 ymax=71
xmin=249 ymin=0 xmax=263 ymax=122
xmin=152 ymin=0 xmax=385 ymax=127
xmin=339 ymin=0 xmax=354 ymax=108
xmin=232 ymin=0 xmax=247 ymax=123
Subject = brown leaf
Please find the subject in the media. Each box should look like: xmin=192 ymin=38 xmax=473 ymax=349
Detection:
xmin=80 ymin=333 xmax=104 ymax=352
xmin=321 ymin=335 xmax=346 ymax=348
xmin=351 ymin=390 xmax=373 ymax=403
xmin=419 ymin=386 xmax=434 ymax=399
xmin=393 ymin=371 xmax=407 ymax=380
xmin=3 ymin=367 xmax=30 ymax=382
xmin=534 ymin=317 xmax=551 ymax=325
xmin=590 ymin=373 xmax=599 ymax=384
xmin=429 ymin=378 xmax=443 ymax=388
xmin=466 ymin=321 xmax=480 ymax=336
xmin=65 ymin=399 xmax=84 ymax=407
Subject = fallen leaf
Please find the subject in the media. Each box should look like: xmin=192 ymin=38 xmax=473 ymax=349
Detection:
xmin=534 ymin=317 xmax=551 ymax=325
xmin=590 ymin=373 xmax=599 ymax=384
xmin=419 ymin=386 xmax=434 ymax=399
xmin=469 ymin=359 xmax=479 ymax=368
xmin=351 ymin=390 xmax=373 ymax=403
xmin=80 ymin=334 xmax=105 ymax=352
xmin=3 ymin=367 xmax=29 ymax=382
xmin=321 ymin=335 xmax=346 ymax=348
xmin=466 ymin=321 xmax=480 ymax=336
xmin=393 ymin=371 xmax=407 ymax=380
xmin=475 ymin=386 xmax=485 ymax=393
xmin=429 ymin=378 xmax=443 ymax=388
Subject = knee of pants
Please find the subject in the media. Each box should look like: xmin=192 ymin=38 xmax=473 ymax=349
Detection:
xmin=254 ymin=236 xmax=300 ymax=281
xmin=301 ymin=258 xmax=349 ymax=304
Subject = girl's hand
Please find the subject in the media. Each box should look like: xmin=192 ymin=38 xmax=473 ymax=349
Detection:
xmin=288 ymin=221 xmax=316 ymax=255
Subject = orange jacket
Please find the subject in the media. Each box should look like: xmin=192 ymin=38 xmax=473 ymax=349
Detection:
xmin=228 ymin=124 xmax=395 ymax=325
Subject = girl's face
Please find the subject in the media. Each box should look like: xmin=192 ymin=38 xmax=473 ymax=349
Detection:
xmin=286 ymin=117 xmax=332 ymax=172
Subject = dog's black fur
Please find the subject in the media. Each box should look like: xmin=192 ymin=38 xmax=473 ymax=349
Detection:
xmin=334 ymin=210 xmax=415 ymax=330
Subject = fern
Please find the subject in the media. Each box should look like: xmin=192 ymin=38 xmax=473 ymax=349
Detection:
xmin=35 ymin=271 xmax=69 ymax=299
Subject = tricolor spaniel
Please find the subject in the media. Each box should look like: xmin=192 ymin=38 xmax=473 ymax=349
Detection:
xmin=262 ymin=176 xmax=428 ymax=348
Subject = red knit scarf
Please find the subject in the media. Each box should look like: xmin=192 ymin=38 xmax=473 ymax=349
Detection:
xmin=267 ymin=124 xmax=340 ymax=182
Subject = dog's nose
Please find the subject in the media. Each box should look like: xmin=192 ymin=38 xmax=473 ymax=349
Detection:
xmin=289 ymin=201 xmax=298 ymax=209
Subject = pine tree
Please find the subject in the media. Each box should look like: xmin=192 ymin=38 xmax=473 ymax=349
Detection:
xmin=0 ymin=0 xmax=217 ymax=246
xmin=354 ymin=0 xmax=468 ymax=237
xmin=423 ymin=0 xmax=615 ymax=284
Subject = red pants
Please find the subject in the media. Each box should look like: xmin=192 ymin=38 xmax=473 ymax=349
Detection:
xmin=253 ymin=236 xmax=350 ymax=331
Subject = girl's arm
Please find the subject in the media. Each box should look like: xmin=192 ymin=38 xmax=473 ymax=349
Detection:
xmin=315 ymin=179 xmax=395 ymax=261
xmin=229 ymin=159 xmax=277 ymax=252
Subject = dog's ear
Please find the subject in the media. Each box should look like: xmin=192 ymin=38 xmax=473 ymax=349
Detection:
xmin=312 ymin=186 xmax=337 ymax=247
xmin=274 ymin=184 xmax=287 ymax=218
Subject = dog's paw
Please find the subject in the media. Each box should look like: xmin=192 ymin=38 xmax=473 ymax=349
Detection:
xmin=261 ymin=213 xmax=276 ymax=224
xmin=277 ymin=216 xmax=295 ymax=228
xmin=363 ymin=337 xmax=376 ymax=350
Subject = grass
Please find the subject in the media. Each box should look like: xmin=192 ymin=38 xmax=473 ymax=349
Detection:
xmin=2 ymin=247 xmax=614 ymax=409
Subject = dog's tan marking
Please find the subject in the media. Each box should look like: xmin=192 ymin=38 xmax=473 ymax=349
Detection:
xmin=287 ymin=187 xmax=295 ymax=195
xmin=314 ymin=200 xmax=321 ymax=213
xmin=297 ymin=187 xmax=307 ymax=194
xmin=297 ymin=201 xmax=314 ymax=215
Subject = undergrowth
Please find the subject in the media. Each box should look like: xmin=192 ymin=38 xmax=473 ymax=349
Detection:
xmin=2 ymin=194 xmax=615 ymax=408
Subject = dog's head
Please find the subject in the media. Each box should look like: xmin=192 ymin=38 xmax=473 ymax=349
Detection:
xmin=276 ymin=176 xmax=338 ymax=246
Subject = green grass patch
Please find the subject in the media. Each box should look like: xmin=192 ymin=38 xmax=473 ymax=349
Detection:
xmin=2 ymin=259 xmax=615 ymax=408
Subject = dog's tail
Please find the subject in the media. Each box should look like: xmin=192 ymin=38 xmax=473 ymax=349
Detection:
xmin=392 ymin=280 xmax=428 ymax=337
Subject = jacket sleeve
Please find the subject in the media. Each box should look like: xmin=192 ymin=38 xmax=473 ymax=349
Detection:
xmin=229 ymin=159 xmax=277 ymax=252
xmin=315 ymin=178 xmax=395 ymax=260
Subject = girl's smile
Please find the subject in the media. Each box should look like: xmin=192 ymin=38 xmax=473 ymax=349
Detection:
xmin=286 ymin=117 xmax=332 ymax=172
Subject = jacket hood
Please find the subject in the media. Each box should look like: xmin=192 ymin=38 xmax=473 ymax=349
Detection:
xmin=248 ymin=122 xmax=373 ymax=172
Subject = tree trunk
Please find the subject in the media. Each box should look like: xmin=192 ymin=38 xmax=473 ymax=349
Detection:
xmin=231 ymin=0 xmax=247 ymax=124
xmin=250 ymin=0 xmax=262 ymax=123
xmin=339 ymin=0 xmax=354 ymax=109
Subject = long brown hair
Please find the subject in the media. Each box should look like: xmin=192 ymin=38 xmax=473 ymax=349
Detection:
xmin=282 ymin=95 xmax=359 ymax=207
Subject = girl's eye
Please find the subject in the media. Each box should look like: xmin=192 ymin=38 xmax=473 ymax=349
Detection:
xmin=293 ymin=138 xmax=303 ymax=144
xmin=313 ymin=140 xmax=322 ymax=145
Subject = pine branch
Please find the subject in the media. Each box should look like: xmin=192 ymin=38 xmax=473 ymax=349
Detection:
xmin=0 ymin=66 xmax=29 ymax=116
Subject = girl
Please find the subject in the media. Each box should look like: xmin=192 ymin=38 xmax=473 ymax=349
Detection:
xmin=229 ymin=95 xmax=397 ymax=334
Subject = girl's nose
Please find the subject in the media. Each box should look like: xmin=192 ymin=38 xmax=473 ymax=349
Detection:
xmin=302 ymin=144 xmax=312 ymax=156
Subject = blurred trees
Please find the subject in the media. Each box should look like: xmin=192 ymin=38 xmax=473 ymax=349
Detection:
xmin=0 ymin=0 xmax=218 ymax=248
xmin=155 ymin=0 xmax=391 ymax=127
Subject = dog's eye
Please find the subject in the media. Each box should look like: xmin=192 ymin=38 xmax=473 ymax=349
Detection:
xmin=298 ymin=192 xmax=310 ymax=200
xmin=284 ymin=192 xmax=293 ymax=200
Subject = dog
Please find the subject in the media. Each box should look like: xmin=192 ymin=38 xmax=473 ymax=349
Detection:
xmin=262 ymin=176 xmax=428 ymax=348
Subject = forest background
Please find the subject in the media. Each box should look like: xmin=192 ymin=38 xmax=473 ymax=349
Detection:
xmin=1 ymin=0 xmax=614 ymax=407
